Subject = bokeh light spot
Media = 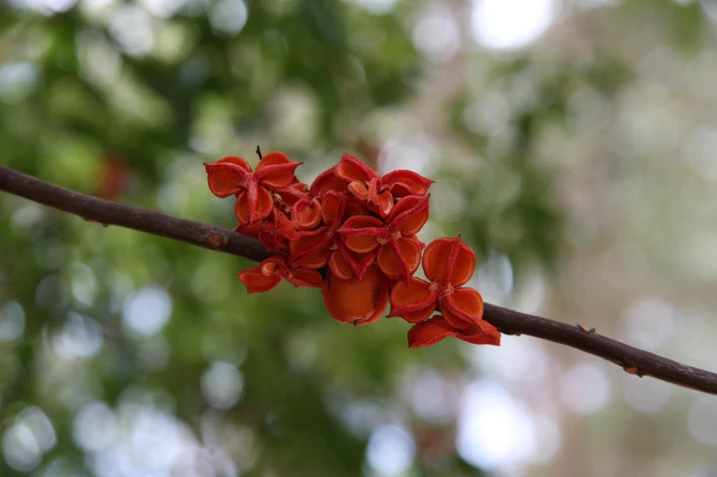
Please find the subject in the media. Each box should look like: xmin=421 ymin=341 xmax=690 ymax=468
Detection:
xmin=0 ymin=301 xmax=26 ymax=342
xmin=366 ymin=425 xmax=416 ymax=476
xmin=201 ymin=361 xmax=244 ymax=410
xmin=684 ymin=125 xmax=717 ymax=180
xmin=622 ymin=374 xmax=672 ymax=413
xmin=139 ymin=0 xmax=186 ymax=18
xmin=0 ymin=62 xmax=38 ymax=104
xmin=109 ymin=6 xmax=155 ymax=57
xmin=210 ymin=0 xmax=248 ymax=35
xmin=457 ymin=380 xmax=536 ymax=469
xmin=467 ymin=335 xmax=550 ymax=385
xmin=349 ymin=0 xmax=397 ymax=15
xmin=2 ymin=407 xmax=56 ymax=472
xmin=688 ymin=397 xmax=717 ymax=445
xmin=403 ymin=368 xmax=458 ymax=423
xmin=69 ymin=262 xmax=99 ymax=308
xmin=471 ymin=0 xmax=556 ymax=50
xmin=341 ymin=400 xmax=387 ymax=438
xmin=54 ymin=312 xmax=104 ymax=359
xmin=412 ymin=12 xmax=461 ymax=63
xmin=620 ymin=297 xmax=675 ymax=351
xmin=73 ymin=402 xmax=119 ymax=452
xmin=463 ymin=93 xmax=512 ymax=136
xmin=122 ymin=286 xmax=173 ymax=337
xmin=559 ymin=363 xmax=611 ymax=414
xmin=474 ymin=251 xmax=514 ymax=305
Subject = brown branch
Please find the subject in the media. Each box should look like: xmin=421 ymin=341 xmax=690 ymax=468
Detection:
xmin=484 ymin=304 xmax=717 ymax=394
xmin=0 ymin=165 xmax=269 ymax=263
xmin=2 ymin=165 xmax=717 ymax=395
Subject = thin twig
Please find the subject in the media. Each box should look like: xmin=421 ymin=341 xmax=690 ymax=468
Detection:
xmin=484 ymin=304 xmax=717 ymax=394
xmin=1 ymin=165 xmax=716 ymax=395
xmin=0 ymin=166 xmax=269 ymax=262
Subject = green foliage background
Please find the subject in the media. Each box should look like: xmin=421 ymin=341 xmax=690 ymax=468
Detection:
xmin=2 ymin=0 xmax=717 ymax=476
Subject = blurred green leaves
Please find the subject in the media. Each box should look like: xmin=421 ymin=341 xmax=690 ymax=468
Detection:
xmin=3 ymin=0 xmax=712 ymax=475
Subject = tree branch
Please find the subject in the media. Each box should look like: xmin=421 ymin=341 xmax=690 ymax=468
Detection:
xmin=0 ymin=166 xmax=269 ymax=263
xmin=2 ymin=165 xmax=716 ymax=395
xmin=485 ymin=305 xmax=717 ymax=394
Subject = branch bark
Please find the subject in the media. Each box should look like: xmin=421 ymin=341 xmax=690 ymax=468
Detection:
xmin=0 ymin=165 xmax=269 ymax=263
xmin=2 ymin=165 xmax=716 ymax=395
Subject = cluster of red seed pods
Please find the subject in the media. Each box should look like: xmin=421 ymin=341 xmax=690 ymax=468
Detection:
xmin=204 ymin=151 xmax=501 ymax=348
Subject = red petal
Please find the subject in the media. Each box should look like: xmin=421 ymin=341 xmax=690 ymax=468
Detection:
xmin=254 ymin=152 xmax=303 ymax=189
xmin=382 ymin=169 xmax=434 ymax=198
xmin=320 ymin=191 xmax=346 ymax=228
xmin=217 ymin=156 xmax=252 ymax=170
xmin=257 ymin=229 xmax=288 ymax=252
xmin=286 ymin=267 xmax=323 ymax=288
xmin=254 ymin=211 xmax=295 ymax=252
xmin=292 ymin=250 xmax=328 ymax=269
xmin=386 ymin=195 xmax=429 ymax=236
xmin=338 ymin=215 xmax=386 ymax=253
xmin=288 ymin=227 xmax=331 ymax=267
xmin=422 ymin=236 xmax=475 ymax=286
xmin=235 ymin=191 xmax=251 ymax=224
xmin=456 ymin=320 xmax=501 ymax=346
xmin=335 ymin=154 xmax=376 ymax=183
xmin=377 ymin=236 xmax=422 ymax=281
xmin=388 ymin=278 xmax=437 ymax=323
xmin=374 ymin=190 xmax=394 ymax=218
xmin=440 ymin=287 xmax=484 ymax=329
xmin=328 ymin=249 xmax=354 ymax=281
xmin=321 ymin=265 xmax=388 ymax=325
xmin=255 ymin=185 xmax=276 ymax=223
xmin=338 ymin=214 xmax=385 ymax=230
xmin=344 ymin=197 xmax=369 ymax=219
xmin=235 ymin=184 xmax=275 ymax=224
xmin=205 ymin=158 xmax=251 ymax=197
xmin=235 ymin=222 xmax=261 ymax=237
xmin=407 ymin=316 xmax=457 ymax=348
xmin=275 ymin=182 xmax=309 ymax=207
xmin=238 ymin=263 xmax=281 ymax=294
xmin=329 ymin=242 xmax=375 ymax=280
xmin=346 ymin=244 xmax=376 ymax=279
xmin=272 ymin=211 xmax=299 ymax=240
xmin=292 ymin=197 xmax=322 ymax=230
xmin=347 ymin=179 xmax=393 ymax=218
xmin=310 ymin=167 xmax=348 ymax=196
xmin=343 ymin=236 xmax=379 ymax=254
xmin=348 ymin=180 xmax=370 ymax=202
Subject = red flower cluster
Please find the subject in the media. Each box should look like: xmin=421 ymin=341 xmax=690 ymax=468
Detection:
xmin=204 ymin=151 xmax=501 ymax=348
